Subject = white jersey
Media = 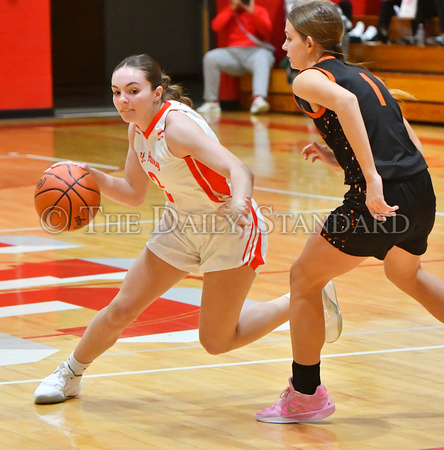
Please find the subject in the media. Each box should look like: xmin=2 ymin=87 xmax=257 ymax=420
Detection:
xmin=135 ymin=100 xmax=267 ymax=273
xmin=134 ymin=100 xmax=231 ymax=215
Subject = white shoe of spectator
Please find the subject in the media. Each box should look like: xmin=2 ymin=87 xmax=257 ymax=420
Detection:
xmin=250 ymin=96 xmax=270 ymax=115
xmin=348 ymin=21 xmax=365 ymax=42
xmin=196 ymin=102 xmax=221 ymax=115
xmin=363 ymin=25 xmax=378 ymax=41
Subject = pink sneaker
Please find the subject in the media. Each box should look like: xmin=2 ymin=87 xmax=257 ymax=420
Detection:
xmin=256 ymin=378 xmax=335 ymax=423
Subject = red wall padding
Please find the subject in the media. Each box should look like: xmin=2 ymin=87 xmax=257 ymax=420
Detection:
xmin=0 ymin=0 xmax=53 ymax=111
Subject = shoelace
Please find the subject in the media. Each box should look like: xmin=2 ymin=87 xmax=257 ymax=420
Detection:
xmin=49 ymin=364 xmax=74 ymax=386
xmin=280 ymin=387 xmax=291 ymax=399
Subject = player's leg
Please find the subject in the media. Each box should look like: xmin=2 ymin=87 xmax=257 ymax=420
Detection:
xmin=198 ymin=265 xmax=291 ymax=355
xmin=256 ymin=233 xmax=365 ymax=423
xmin=73 ymin=248 xmax=188 ymax=362
xmin=288 ymin=234 xmax=364 ymax=366
xmin=34 ymin=247 xmax=188 ymax=404
xmin=384 ymin=246 xmax=444 ymax=321
xmin=198 ymin=254 xmax=344 ymax=355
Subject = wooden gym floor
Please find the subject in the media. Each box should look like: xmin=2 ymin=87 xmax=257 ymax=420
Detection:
xmin=0 ymin=110 xmax=443 ymax=449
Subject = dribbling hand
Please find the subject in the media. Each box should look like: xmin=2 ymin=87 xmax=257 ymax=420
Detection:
xmin=44 ymin=160 xmax=90 ymax=173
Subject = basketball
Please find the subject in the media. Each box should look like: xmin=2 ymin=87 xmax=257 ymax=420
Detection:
xmin=34 ymin=163 xmax=101 ymax=232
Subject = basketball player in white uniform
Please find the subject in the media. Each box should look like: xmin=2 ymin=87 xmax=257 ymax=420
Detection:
xmin=34 ymin=54 xmax=341 ymax=405
xmin=136 ymin=99 xmax=266 ymax=273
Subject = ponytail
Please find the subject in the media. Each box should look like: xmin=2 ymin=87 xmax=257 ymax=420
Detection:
xmin=161 ymin=73 xmax=193 ymax=107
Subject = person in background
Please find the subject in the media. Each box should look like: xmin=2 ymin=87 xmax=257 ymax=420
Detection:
xmin=379 ymin=0 xmax=444 ymax=46
xmin=418 ymin=0 xmax=444 ymax=46
xmin=197 ymin=0 xmax=275 ymax=116
xmin=367 ymin=0 xmax=402 ymax=44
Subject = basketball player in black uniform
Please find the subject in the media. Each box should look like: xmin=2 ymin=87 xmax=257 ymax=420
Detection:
xmin=256 ymin=0 xmax=444 ymax=423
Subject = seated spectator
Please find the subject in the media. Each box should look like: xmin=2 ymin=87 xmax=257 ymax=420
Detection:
xmin=367 ymin=0 xmax=402 ymax=44
xmin=197 ymin=0 xmax=275 ymax=115
xmin=421 ymin=0 xmax=444 ymax=46
xmin=394 ymin=0 xmax=444 ymax=46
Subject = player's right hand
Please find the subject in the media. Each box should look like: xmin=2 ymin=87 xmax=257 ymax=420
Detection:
xmin=44 ymin=161 xmax=90 ymax=172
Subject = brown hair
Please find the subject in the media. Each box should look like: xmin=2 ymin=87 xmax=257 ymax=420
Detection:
xmin=287 ymin=1 xmax=346 ymax=61
xmin=113 ymin=54 xmax=193 ymax=107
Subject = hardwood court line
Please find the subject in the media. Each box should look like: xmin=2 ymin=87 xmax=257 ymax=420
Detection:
xmin=21 ymin=154 xmax=121 ymax=171
xmin=2 ymin=343 xmax=444 ymax=387
xmin=38 ymin=324 xmax=444 ymax=360
xmin=254 ymin=186 xmax=343 ymax=201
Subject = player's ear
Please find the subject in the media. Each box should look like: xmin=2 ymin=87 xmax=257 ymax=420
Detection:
xmin=154 ymin=86 xmax=163 ymax=102
xmin=306 ymin=36 xmax=315 ymax=49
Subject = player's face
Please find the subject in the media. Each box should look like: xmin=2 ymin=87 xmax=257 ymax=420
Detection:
xmin=282 ymin=20 xmax=308 ymax=70
xmin=111 ymin=67 xmax=162 ymax=128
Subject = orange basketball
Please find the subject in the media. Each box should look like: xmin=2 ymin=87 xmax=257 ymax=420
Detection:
xmin=34 ymin=163 xmax=101 ymax=232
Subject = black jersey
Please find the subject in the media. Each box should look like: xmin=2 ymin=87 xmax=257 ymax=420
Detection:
xmin=294 ymin=56 xmax=428 ymax=185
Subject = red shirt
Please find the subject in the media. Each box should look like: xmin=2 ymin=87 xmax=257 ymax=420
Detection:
xmin=211 ymin=5 xmax=272 ymax=47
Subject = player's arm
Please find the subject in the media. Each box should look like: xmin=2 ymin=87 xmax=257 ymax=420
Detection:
xmin=87 ymin=123 xmax=149 ymax=207
xmin=293 ymin=69 xmax=398 ymax=220
xmin=165 ymin=111 xmax=253 ymax=237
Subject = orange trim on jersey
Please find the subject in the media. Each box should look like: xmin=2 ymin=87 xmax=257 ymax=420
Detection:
xmin=140 ymin=101 xmax=172 ymax=139
xmin=317 ymin=55 xmax=336 ymax=63
xmin=304 ymin=105 xmax=327 ymax=119
xmin=359 ymin=73 xmax=386 ymax=106
xmin=312 ymin=67 xmax=336 ymax=83
xmin=374 ymin=74 xmax=387 ymax=87
xmin=242 ymin=206 xmax=265 ymax=270
xmin=242 ymin=210 xmax=256 ymax=263
xmin=184 ymin=157 xmax=230 ymax=203
xmin=296 ymin=65 xmax=336 ymax=119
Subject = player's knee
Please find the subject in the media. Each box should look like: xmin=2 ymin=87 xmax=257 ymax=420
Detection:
xmin=289 ymin=261 xmax=328 ymax=301
xmin=199 ymin=331 xmax=231 ymax=355
xmin=385 ymin=267 xmax=416 ymax=292
xmin=105 ymin=300 xmax=137 ymax=329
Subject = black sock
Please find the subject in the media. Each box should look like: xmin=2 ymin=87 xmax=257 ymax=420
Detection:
xmin=291 ymin=361 xmax=321 ymax=395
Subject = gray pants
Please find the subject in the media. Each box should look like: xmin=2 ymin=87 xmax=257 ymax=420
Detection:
xmin=202 ymin=46 xmax=275 ymax=101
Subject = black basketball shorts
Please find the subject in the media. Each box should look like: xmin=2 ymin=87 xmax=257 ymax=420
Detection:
xmin=321 ymin=170 xmax=436 ymax=260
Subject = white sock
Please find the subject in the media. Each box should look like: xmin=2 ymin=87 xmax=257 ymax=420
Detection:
xmin=67 ymin=352 xmax=90 ymax=376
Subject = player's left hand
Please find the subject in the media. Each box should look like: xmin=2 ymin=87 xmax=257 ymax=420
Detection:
xmin=365 ymin=175 xmax=399 ymax=221
xmin=217 ymin=195 xmax=252 ymax=238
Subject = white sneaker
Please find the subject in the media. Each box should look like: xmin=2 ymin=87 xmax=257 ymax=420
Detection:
xmin=283 ymin=281 xmax=343 ymax=343
xmin=250 ymin=96 xmax=270 ymax=115
xmin=322 ymin=281 xmax=342 ymax=343
xmin=34 ymin=361 xmax=82 ymax=404
xmin=348 ymin=21 xmax=365 ymax=39
xmin=363 ymin=25 xmax=378 ymax=41
xmin=196 ymin=102 xmax=221 ymax=115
